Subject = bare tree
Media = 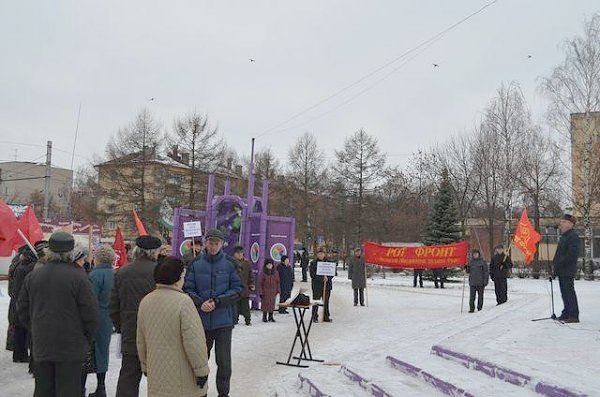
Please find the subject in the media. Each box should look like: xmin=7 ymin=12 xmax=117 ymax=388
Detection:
xmin=287 ymin=132 xmax=327 ymax=246
xmin=253 ymin=147 xmax=281 ymax=180
xmin=334 ymin=129 xmax=386 ymax=244
xmin=434 ymin=132 xmax=482 ymax=235
xmin=483 ymin=82 xmax=529 ymax=248
xmin=71 ymin=163 xmax=104 ymax=222
xmin=104 ymin=108 xmax=163 ymax=230
xmin=405 ymin=150 xmax=438 ymax=242
xmin=472 ymin=121 xmax=503 ymax=254
xmin=540 ymin=14 xmax=600 ymax=278
xmin=168 ymin=111 xmax=224 ymax=209
xmin=515 ymin=127 xmax=563 ymax=234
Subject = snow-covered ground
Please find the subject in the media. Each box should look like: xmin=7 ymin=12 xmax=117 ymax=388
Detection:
xmin=1 ymin=269 xmax=598 ymax=397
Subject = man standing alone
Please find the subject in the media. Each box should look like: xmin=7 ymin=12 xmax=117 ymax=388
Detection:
xmin=553 ymin=213 xmax=581 ymax=323
xmin=466 ymin=249 xmax=488 ymax=313
xmin=347 ymin=248 xmax=366 ymax=306
xmin=489 ymin=244 xmax=512 ymax=305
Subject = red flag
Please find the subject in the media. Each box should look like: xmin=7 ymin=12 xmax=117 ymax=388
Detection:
xmin=113 ymin=226 xmax=128 ymax=268
xmin=512 ymin=208 xmax=542 ymax=266
xmin=13 ymin=206 xmax=44 ymax=250
xmin=132 ymin=209 xmax=147 ymax=236
xmin=0 ymin=200 xmax=18 ymax=256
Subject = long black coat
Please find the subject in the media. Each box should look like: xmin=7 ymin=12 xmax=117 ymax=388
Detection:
xmin=553 ymin=229 xmax=580 ymax=278
xmin=309 ymin=259 xmax=333 ymax=299
xmin=277 ymin=263 xmax=294 ymax=297
xmin=10 ymin=258 xmax=35 ymax=326
xmin=109 ymin=257 xmax=156 ymax=356
xmin=489 ymin=253 xmax=512 ymax=281
xmin=17 ymin=260 xmax=98 ymax=362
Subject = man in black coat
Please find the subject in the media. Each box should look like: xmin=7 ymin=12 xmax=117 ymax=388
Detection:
xmin=11 ymin=246 xmax=38 ymax=364
xmin=310 ymin=249 xmax=333 ymax=322
xmin=18 ymin=232 xmax=98 ymax=397
xmin=553 ymin=214 xmax=581 ymax=323
xmin=110 ymin=235 xmax=161 ymax=397
xmin=489 ymin=244 xmax=512 ymax=305
xmin=301 ymin=249 xmax=309 ymax=282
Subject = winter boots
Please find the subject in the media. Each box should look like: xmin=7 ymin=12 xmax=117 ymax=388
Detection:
xmin=88 ymin=385 xmax=106 ymax=397
xmin=263 ymin=312 xmax=276 ymax=322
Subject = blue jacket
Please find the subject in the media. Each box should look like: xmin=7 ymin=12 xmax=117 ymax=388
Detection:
xmin=184 ymin=250 xmax=242 ymax=331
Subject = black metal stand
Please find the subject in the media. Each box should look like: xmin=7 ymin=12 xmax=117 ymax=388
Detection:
xmin=276 ymin=304 xmax=323 ymax=368
xmin=532 ymin=277 xmax=558 ymax=321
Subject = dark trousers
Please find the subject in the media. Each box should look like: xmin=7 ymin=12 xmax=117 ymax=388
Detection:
xmin=12 ymin=324 xmax=29 ymax=362
xmin=433 ymin=273 xmax=444 ymax=288
xmin=34 ymin=360 xmax=83 ymax=397
xmin=558 ymin=276 xmax=579 ymax=319
xmin=279 ymin=291 xmax=291 ymax=313
xmin=312 ymin=289 xmax=331 ymax=320
xmin=494 ymin=278 xmax=508 ymax=304
xmin=116 ymin=354 xmax=142 ymax=397
xmin=353 ymin=288 xmax=364 ymax=305
xmin=206 ymin=327 xmax=233 ymax=396
xmin=301 ymin=264 xmax=308 ymax=281
xmin=469 ymin=286 xmax=484 ymax=311
xmin=413 ymin=270 xmax=423 ymax=287
xmin=237 ymin=297 xmax=251 ymax=322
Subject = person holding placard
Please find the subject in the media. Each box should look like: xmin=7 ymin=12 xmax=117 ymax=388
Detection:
xmin=309 ymin=249 xmax=334 ymax=323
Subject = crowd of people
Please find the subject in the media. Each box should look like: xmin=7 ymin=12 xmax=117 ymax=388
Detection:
xmin=5 ymin=227 xmax=337 ymax=397
xmin=4 ymin=212 xmax=581 ymax=396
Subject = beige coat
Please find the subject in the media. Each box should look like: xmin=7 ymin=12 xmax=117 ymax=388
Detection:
xmin=137 ymin=284 xmax=209 ymax=397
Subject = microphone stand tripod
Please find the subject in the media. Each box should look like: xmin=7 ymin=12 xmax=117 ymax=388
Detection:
xmin=532 ymin=276 xmax=557 ymax=321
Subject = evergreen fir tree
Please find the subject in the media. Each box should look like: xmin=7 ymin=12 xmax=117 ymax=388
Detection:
xmin=422 ymin=168 xmax=462 ymax=245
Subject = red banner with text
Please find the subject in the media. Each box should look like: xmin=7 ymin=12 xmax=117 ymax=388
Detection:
xmin=364 ymin=241 xmax=469 ymax=269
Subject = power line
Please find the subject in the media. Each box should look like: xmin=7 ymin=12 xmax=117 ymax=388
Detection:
xmin=262 ymin=35 xmax=442 ymax=137
xmin=0 ymin=140 xmax=46 ymax=148
xmin=255 ymin=0 xmax=500 ymax=138
xmin=0 ymin=176 xmax=46 ymax=182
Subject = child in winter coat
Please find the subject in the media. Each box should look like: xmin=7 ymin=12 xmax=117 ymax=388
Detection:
xmin=258 ymin=259 xmax=280 ymax=322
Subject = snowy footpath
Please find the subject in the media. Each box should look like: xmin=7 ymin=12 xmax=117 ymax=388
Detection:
xmin=1 ymin=270 xmax=598 ymax=397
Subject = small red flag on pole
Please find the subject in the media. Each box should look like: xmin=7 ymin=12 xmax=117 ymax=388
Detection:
xmin=113 ymin=226 xmax=128 ymax=268
xmin=13 ymin=205 xmax=43 ymax=251
xmin=512 ymin=208 xmax=542 ymax=266
xmin=132 ymin=209 xmax=147 ymax=236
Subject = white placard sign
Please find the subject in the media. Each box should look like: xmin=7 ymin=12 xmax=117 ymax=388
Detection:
xmin=183 ymin=221 xmax=203 ymax=238
xmin=316 ymin=261 xmax=336 ymax=277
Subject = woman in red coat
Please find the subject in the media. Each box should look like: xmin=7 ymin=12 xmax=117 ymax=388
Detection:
xmin=258 ymin=259 xmax=280 ymax=323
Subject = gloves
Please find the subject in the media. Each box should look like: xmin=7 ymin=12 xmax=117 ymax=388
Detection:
xmin=196 ymin=375 xmax=208 ymax=388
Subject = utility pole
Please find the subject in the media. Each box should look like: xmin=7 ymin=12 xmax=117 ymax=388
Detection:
xmin=43 ymin=140 xmax=52 ymax=219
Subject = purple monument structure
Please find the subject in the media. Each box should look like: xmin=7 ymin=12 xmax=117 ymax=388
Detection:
xmin=172 ymin=144 xmax=295 ymax=308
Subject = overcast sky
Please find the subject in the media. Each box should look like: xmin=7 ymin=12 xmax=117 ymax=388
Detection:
xmin=1 ymin=0 xmax=598 ymax=173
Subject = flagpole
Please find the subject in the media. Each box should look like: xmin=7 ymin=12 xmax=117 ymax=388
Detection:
xmin=16 ymin=229 xmax=38 ymax=259
xmin=364 ymin=261 xmax=369 ymax=307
